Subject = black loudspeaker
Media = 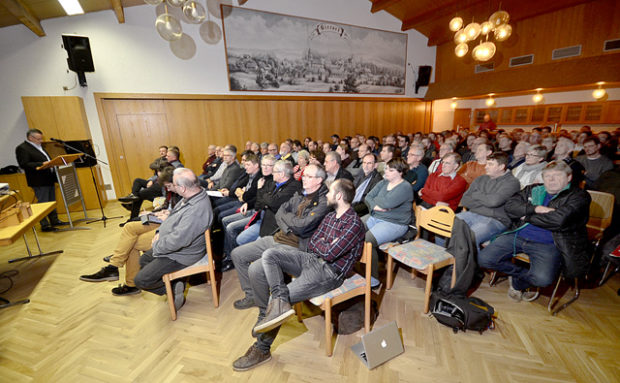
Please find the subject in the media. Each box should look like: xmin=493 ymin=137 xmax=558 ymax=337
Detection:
xmin=62 ymin=35 xmax=94 ymax=87
xmin=64 ymin=140 xmax=97 ymax=168
xmin=415 ymin=65 xmax=432 ymax=93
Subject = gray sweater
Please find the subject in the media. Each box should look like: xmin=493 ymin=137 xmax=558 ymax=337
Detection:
xmin=153 ymin=188 xmax=213 ymax=266
xmin=365 ymin=179 xmax=413 ymax=225
xmin=460 ymin=171 xmax=520 ymax=227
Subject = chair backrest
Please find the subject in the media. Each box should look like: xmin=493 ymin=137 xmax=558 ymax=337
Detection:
xmin=415 ymin=205 xmax=455 ymax=239
xmin=586 ymin=190 xmax=614 ymax=236
xmin=204 ymin=228 xmax=214 ymax=265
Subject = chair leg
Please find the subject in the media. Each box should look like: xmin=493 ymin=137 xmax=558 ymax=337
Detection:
xmin=208 ymin=269 xmax=219 ymax=308
xmin=294 ymin=302 xmax=303 ymax=322
xmin=551 ymin=278 xmax=580 ymax=316
xmin=163 ymin=274 xmax=177 ymax=321
xmin=424 ymin=266 xmax=434 ymax=314
xmin=599 ymin=260 xmax=619 ymax=287
xmin=386 ymin=255 xmax=394 ymax=290
xmin=364 ymin=288 xmax=371 ymax=333
xmin=325 ymin=298 xmax=333 ymax=357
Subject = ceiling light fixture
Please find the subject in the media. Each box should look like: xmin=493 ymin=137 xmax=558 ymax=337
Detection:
xmin=451 ymin=98 xmax=458 ymax=109
xmin=532 ymin=88 xmax=544 ymax=104
xmin=485 ymin=94 xmax=496 ymax=107
xmin=593 ymin=82 xmax=606 ymax=100
xmin=58 ymin=0 xmax=84 ymax=15
xmin=450 ymin=6 xmax=512 ymax=62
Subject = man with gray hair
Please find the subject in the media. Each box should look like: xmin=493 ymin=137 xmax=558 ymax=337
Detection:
xmin=323 ymin=151 xmax=354 ymax=187
xmin=208 ymin=146 xmax=243 ymax=190
xmin=231 ymin=164 xmax=329 ymax=310
xmin=134 ymin=168 xmax=213 ymax=311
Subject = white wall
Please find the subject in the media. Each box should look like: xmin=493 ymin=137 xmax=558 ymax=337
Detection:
xmin=432 ymin=88 xmax=620 ymax=132
xmin=0 ymin=0 xmax=435 ymax=197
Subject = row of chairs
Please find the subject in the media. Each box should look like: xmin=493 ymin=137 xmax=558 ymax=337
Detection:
xmin=159 ymin=189 xmax=614 ymax=354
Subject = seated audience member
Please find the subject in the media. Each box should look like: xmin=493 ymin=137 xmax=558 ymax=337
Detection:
xmin=377 ymin=144 xmax=395 ymax=175
xmin=346 ymin=143 xmax=370 ymax=177
xmin=553 ymin=138 xmax=585 ymax=187
xmin=421 ymin=137 xmax=436 ymax=167
xmin=512 ymin=145 xmax=547 ymax=189
xmin=508 ymin=141 xmax=529 ymax=170
xmin=230 ymin=164 xmax=327 ymax=310
xmin=119 ymin=146 xmax=181 ymax=203
xmin=398 ymin=134 xmax=410 ymax=158
xmin=458 ymin=142 xmax=492 ymax=185
xmin=213 ymin=153 xmax=260 ymax=223
xmin=208 ymin=146 xmax=243 ymax=190
xmin=250 ymin=142 xmax=260 ymax=155
xmin=202 ymin=146 xmax=226 ymax=184
xmin=278 ymin=142 xmax=295 ymax=165
xmin=352 ymin=153 xmax=383 ymax=216
xmin=364 ymin=158 xmax=413 ymax=286
xmin=123 ymin=161 xmax=180 ymax=223
xmin=542 ymin=135 xmax=557 ymax=161
xmin=293 ymin=150 xmax=310 ymax=181
xmin=576 ymin=137 xmax=614 ymax=189
xmin=478 ymin=161 xmax=591 ymax=302
xmin=428 ymin=142 xmax=455 ymax=174
xmin=458 ymin=134 xmax=477 ymax=163
xmin=322 ymin=142 xmax=332 ymax=154
xmin=330 ymin=134 xmax=340 ymax=151
xmin=497 ymin=133 xmax=514 ymax=159
xmin=336 ymin=143 xmax=353 ymax=169
xmin=79 ymin=169 xmax=179 ymax=295
xmin=457 ymin=152 xmax=521 ymax=248
xmin=291 ymin=140 xmax=302 ymax=161
xmin=133 ymin=168 xmax=213 ymax=310
xmin=308 ymin=149 xmax=325 ymax=166
xmin=259 ymin=142 xmax=269 ymax=156
xmin=198 ymin=145 xmax=218 ymax=180
xmin=324 ymin=151 xmax=354 ymax=187
xmin=233 ymin=179 xmax=364 ymax=371
xmin=419 ymin=152 xmax=467 ymax=211
xmin=404 ymin=145 xmax=429 ymax=199
xmin=307 ymin=140 xmax=318 ymax=153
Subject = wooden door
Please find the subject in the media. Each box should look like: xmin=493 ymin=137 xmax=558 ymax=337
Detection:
xmin=453 ymin=108 xmax=471 ymax=130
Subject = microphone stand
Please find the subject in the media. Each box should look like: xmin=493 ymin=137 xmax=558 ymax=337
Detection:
xmin=51 ymin=139 xmax=122 ymax=228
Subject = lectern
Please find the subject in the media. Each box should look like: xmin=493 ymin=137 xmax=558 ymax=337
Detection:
xmin=37 ymin=154 xmax=90 ymax=230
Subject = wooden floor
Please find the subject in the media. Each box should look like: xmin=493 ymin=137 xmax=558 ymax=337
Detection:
xmin=0 ymin=202 xmax=619 ymax=382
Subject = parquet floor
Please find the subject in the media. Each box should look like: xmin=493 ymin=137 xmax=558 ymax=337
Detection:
xmin=0 ymin=202 xmax=618 ymax=382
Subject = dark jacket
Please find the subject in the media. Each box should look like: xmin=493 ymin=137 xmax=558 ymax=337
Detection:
xmin=504 ymin=184 xmax=591 ymax=279
xmin=15 ymin=141 xmax=56 ymax=187
xmin=441 ymin=217 xmax=478 ymax=294
xmin=204 ymin=157 xmax=222 ymax=178
xmin=240 ymin=171 xmax=262 ymax=210
xmin=258 ymin=177 xmax=302 ymax=237
xmin=352 ymin=170 xmax=383 ymax=216
xmin=275 ymin=183 xmax=330 ymax=251
xmin=216 ymin=161 xmax=244 ymax=190
xmin=334 ymin=167 xmax=354 ymax=183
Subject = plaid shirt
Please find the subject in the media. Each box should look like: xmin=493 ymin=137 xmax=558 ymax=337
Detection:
xmin=308 ymin=207 xmax=365 ymax=276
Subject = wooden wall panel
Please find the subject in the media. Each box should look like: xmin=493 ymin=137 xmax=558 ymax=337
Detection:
xmin=21 ymin=97 xmax=59 ymax=139
xmin=21 ymin=96 xmax=91 ymax=141
xmin=94 ymin=94 xmax=430 ymax=197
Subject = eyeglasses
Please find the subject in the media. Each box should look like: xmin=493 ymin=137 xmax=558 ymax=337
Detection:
xmin=526 ymin=153 xmax=542 ymax=157
xmin=261 ymin=164 xmax=274 ymax=167
xmin=302 ymin=174 xmax=320 ymax=179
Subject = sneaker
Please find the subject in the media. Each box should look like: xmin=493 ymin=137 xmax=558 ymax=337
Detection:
xmin=234 ymin=295 xmax=256 ymax=310
xmin=103 ymin=255 xmax=112 ymax=263
xmin=507 ymin=277 xmax=522 ymax=302
xmin=173 ymin=280 xmax=186 ymax=311
xmin=50 ymin=219 xmax=69 ymax=226
xmin=253 ymin=298 xmax=295 ymax=333
xmin=80 ymin=265 xmax=119 ymax=282
xmin=232 ymin=344 xmax=272 ymax=372
xmin=522 ymin=289 xmax=540 ymax=302
xmin=111 ymin=284 xmax=140 ymax=296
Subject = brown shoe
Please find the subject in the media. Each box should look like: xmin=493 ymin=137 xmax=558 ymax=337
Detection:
xmin=232 ymin=344 xmax=272 ymax=371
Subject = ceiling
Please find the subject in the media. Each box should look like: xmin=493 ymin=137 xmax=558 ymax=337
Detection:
xmin=369 ymin=0 xmax=596 ymax=46
xmin=0 ymin=0 xmax=144 ymax=36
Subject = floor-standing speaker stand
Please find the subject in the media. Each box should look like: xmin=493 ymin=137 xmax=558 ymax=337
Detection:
xmin=53 ymin=139 xmax=122 ymax=228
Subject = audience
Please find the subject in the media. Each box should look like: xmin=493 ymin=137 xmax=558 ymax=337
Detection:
xmin=458 ymin=142 xmax=492 ymax=185
xmin=576 ymin=137 xmax=614 ymax=189
xmin=419 ymin=152 xmax=467 ymax=211
xmin=404 ymin=144 xmax=428 ymax=199
xmin=512 ymin=145 xmax=547 ymax=189
xmin=352 ymin=153 xmax=383 ymax=216
xmin=324 ymin=151 xmax=354 ymax=187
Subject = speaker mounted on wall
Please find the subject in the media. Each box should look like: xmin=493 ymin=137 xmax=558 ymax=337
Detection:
xmin=62 ymin=35 xmax=95 ymax=87
xmin=415 ymin=65 xmax=432 ymax=94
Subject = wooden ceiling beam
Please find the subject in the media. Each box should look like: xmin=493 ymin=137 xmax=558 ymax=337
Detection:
xmin=110 ymin=0 xmax=125 ymax=23
xmin=370 ymin=0 xmax=403 ymax=14
xmin=426 ymin=0 xmax=595 ymax=46
xmin=0 ymin=0 xmax=44 ymax=36
xmin=401 ymin=0 xmax=486 ymax=32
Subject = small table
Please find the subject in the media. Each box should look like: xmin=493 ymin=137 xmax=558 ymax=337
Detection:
xmin=0 ymin=202 xmax=64 ymax=263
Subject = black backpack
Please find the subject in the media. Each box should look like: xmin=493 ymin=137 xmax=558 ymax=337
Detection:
xmin=430 ymin=290 xmax=496 ymax=334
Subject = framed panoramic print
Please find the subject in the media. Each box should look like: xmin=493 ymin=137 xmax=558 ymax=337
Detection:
xmin=221 ymin=6 xmax=408 ymax=94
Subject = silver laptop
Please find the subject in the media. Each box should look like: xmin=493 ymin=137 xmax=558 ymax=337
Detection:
xmin=351 ymin=321 xmax=404 ymax=369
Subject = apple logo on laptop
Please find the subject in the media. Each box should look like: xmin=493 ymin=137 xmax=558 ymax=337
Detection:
xmin=381 ymin=339 xmax=387 ymax=348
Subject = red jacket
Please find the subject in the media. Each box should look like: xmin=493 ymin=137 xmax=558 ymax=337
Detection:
xmin=420 ymin=172 xmax=468 ymax=211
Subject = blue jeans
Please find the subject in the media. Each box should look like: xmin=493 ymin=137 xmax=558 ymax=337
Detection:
xmin=364 ymin=215 xmax=409 ymax=279
xmin=236 ymin=219 xmax=261 ymax=246
xmin=478 ymin=233 xmax=561 ymax=290
xmin=222 ymin=212 xmax=254 ymax=259
xmin=249 ymin=247 xmax=343 ymax=352
xmin=456 ymin=211 xmax=507 ymax=249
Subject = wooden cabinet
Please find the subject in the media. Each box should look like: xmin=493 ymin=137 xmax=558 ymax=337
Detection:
xmin=21 ymin=96 xmax=91 ymax=141
xmin=474 ymin=100 xmax=620 ymax=126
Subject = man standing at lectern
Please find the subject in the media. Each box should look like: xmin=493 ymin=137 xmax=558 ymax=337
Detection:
xmin=15 ymin=129 xmax=67 ymax=231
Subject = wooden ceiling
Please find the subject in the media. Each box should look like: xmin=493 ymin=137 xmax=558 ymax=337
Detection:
xmin=0 ymin=0 xmax=144 ymax=36
xmin=369 ymin=0 xmax=596 ymax=46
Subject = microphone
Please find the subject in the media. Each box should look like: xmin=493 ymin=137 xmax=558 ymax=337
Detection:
xmin=50 ymin=138 xmax=65 ymax=143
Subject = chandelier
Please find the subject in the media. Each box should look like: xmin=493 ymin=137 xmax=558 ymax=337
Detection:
xmin=450 ymin=7 xmax=512 ymax=62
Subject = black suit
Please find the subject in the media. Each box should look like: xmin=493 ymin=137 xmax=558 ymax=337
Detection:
xmin=15 ymin=140 xmax=59 ymax=227
xmin=352 ymin=169 xmax=383 ymax=216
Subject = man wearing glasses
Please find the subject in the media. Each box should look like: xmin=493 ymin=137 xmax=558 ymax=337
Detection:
xmin=352 ymin=153 xmax=383 ymax=216
xmin=231 ymin=164 xmax=328 ymax=311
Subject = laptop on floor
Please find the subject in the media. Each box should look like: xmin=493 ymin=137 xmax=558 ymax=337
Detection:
xmin=351 ymin=321 xmax=404 ymax=369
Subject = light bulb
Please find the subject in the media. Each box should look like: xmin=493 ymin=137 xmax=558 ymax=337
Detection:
xmin=451 ymin=101 xmax=458 ymax=109
xmin=455 ymin=43 xmax=468 ymax=57
xmin=454 ymin=30 xmax=468 ymax=44
xmin=480 ymin=21 xmax=493 ymax=35
xmin=464 ymin=22 xmax=481 ymax=41
xmin=449 ymin=17 xmax=463 ymax=32
xmin=532 ymin=93 xmax=543 ymax=103
xmin=592 ymin=88 xmax=606 ymax=100
xmin=472 ymin=41 xmax=496 ymax=61
xmin=486 ymin=97 xmax=495 ymax=107
xmin=489 ymin=10 xmax=509 ymax=27
xmin=494 ymin=24 xmax=512 ymax=42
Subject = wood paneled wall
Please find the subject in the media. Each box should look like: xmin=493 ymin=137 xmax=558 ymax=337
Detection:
xmin=429 ymin=0 xmax=620 ymax=99
xmin=95 ymin=94 xmax=431 ymax=197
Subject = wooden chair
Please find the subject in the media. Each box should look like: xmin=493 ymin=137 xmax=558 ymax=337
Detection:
xmin=162 ymin=229 xmax=219 ymax=320
xmin=384 ymin=205 xmax=456 ymax=314
xmin=294 ymin=241 xmax=372 ymax=356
